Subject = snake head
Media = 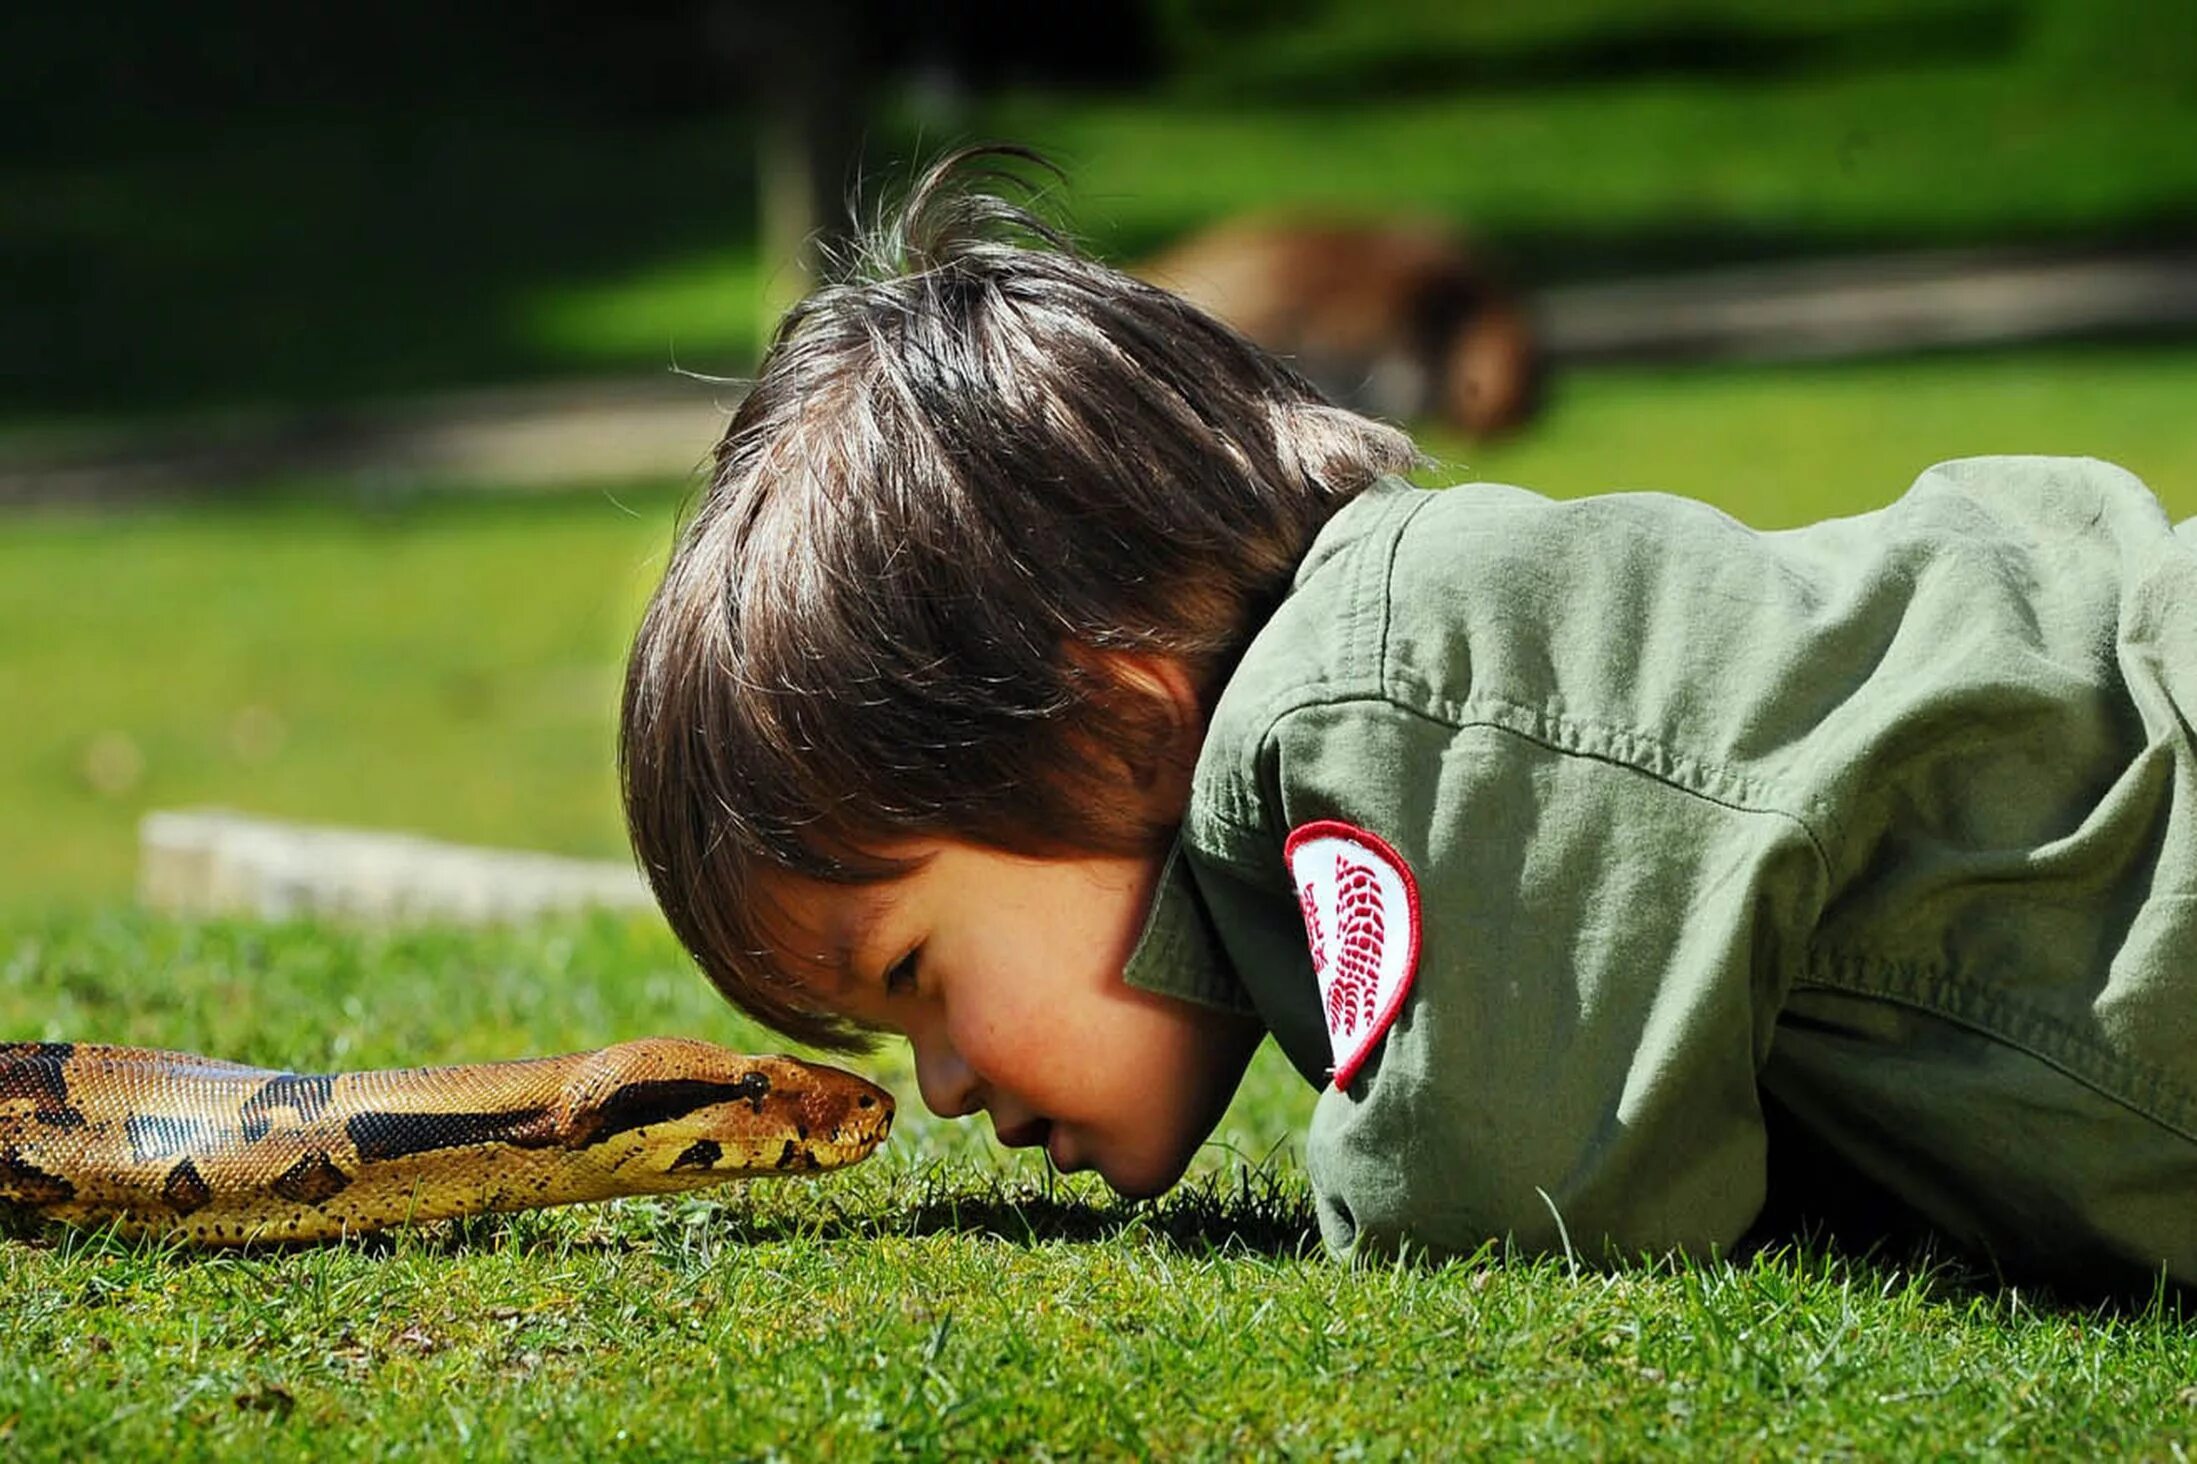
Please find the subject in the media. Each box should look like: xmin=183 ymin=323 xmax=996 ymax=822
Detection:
xmin=559 ymin=1038 xmax=894 ymax=1191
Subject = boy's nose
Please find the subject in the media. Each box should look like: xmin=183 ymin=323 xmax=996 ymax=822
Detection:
xmin=912 ymin=1035 xmax=981 ymax=1119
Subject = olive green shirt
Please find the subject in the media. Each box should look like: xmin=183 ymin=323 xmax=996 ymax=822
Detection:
xmin=1124 ymin=457 xmax=2197 ymax=1287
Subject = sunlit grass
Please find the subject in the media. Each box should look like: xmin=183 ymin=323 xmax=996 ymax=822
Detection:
xmin=0 ymin=486 xmax=677 ymax=910
xmin=519 ymin=249 xmax=768 ymax=368
xmin=2 ymin=912 xmax=2191 ymax=1458
xmin=512 ymin=62 xmax=2197 ymax=370
xmin=997 ymin=62 xmax=2197 ymax=261
xmin=1428 ymin=343 xmax=2197 ymax=526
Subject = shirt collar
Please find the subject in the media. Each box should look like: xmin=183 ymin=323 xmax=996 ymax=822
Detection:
xmin=1121 ymin=837 xmax=1256 ymax=1015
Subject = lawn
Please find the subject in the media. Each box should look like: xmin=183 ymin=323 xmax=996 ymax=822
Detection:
xmin=5 ymin=912 xmax=2195 ymax=1459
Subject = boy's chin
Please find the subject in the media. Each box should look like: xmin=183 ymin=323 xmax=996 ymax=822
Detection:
xmin=1094 ymin=1144 xmax=1196 ymax=1200
xmin=1101 ymin=1169 xmax=1180 ymax=1201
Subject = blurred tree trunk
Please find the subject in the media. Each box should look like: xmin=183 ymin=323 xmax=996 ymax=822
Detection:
xmin=713 ymin=0 xmax=865 ymax=334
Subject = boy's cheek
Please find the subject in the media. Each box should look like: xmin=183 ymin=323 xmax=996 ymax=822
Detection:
xmin=1110 ymin=1011 xmax=1264 ymax=1197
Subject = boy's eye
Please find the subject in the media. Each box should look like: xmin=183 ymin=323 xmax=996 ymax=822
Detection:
xmin=884 ymin=947 xmax=922 ymax=996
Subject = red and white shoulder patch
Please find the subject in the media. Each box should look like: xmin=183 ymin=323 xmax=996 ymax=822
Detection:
xmin=1283 ymin=819 xmax=1422 ymax=1089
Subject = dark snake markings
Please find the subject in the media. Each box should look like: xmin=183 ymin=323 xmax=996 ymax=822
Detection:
xmin=270 ymin=1152 xmax=352 ymax=1205
xmin=344 ymin=1073 xmax=776 ymax=1161
xmin=0 ymin=1044 xmax=87 ymax=1130
xmin=1 ymin=1149 xmax=76 ymax=1206
xmin=162 ymin=1157 xmax=212 ymax=1215
xmin=127 ymin=1114 xmax=215 ymax=1163
xmin=346 ymin=1106 xmax=560 ymax=1161
xmin=669 ymin=1139 xmax=722 ymax=1172
xmin=239 ymin=1073 xmax=336 ymax=1141
xmin=575 ymin=1074 xmax=773 ymax=1144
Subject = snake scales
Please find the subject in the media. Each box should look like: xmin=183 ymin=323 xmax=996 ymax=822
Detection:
xmin=0 ymin=1038 xmax=892 ymax=1245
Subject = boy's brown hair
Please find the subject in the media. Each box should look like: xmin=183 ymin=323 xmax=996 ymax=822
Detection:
xmin=619 ymin=145 xmax=1421 ymax=1050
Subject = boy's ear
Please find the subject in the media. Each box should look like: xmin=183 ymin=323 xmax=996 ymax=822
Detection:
xmin=1099 ymin=651 xmax=1204 ymax=732
xmin=1082 ymin=649 xmax=1207 ymax=802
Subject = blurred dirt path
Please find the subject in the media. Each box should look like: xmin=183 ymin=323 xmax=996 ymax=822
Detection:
xmin=1540 ymin=243 xmax=2197 ymax=363
xmin=0 ymin=377 xmax=737 ymax=509
xmin=4 ymin=244 xmax=2192 ymax=508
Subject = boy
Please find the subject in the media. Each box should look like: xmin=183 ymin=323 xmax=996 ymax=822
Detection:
xmin=621 ymin=147 xmax=2197 ymax=1289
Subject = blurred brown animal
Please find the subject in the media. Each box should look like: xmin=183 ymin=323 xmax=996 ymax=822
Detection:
xmin=1140 ymin=218 xmax=1544 ymax=437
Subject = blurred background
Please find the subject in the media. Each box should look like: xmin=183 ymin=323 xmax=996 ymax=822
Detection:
xmin=5 ymin=0 xmax=2195 ymax=913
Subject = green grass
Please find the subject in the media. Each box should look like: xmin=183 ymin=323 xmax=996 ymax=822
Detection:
xmin=0 ymin=485 xmax=675 ymax=909
xmin=388 ymin=49 xmax=2197 ymax=402
xmin=1429 ymin=343 xmax=2197 ymax=524
xmin=477 ymin=9 xmax=2197 ymax=382
xmin=997 ymin=55 xmax=2197 ymax=265
xmin=4 ymin=912 xmax=2195 ymax=1459
xmin=6 ymin=344 xmax=2192 ymax=912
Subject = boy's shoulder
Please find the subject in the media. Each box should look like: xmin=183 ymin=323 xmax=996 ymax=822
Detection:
xmin=1184 ymin=472 xmax=1516 ymax=850
xmin=1203 ymin=470 xmax=1749 ymax=723
xmin=1186 ymin=455 xmax=2183 ymax=863
xmin=1190 ymin=472 xmax=1708 ymax=831
xmin=1205 ymin=453 xmax=2175 ymax=752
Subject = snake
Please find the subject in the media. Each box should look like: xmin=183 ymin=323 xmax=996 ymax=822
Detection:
xmin=0 ymin=1037 xmax=893 ymax=1246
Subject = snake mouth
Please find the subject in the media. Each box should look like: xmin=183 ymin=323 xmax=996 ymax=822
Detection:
xmin=837 ymin=1080 xmax=894 ymax=1148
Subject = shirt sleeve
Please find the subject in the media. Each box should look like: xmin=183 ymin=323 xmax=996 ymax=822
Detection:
xmin=1266 ymin=700 xmax=1828 ymax=1265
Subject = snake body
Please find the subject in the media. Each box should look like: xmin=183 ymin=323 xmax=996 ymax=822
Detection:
xmin=0 ymin=1038 xmax=892 ymax=1245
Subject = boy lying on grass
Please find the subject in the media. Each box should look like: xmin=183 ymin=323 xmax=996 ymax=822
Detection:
xmin=619 ymin=145 xmax=2196 ymax=1291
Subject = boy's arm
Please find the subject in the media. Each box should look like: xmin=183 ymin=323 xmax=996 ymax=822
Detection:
xmin=1257 ymin=703 xmax=1827 ymax=1266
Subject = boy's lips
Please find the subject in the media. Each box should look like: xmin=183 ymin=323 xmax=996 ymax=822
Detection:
xmin=996 ymin=1117 xmax=1051 ymax=1150
xmin=997 ymin=1117 xmax=1087 ymax=1172
xmin=1047 ymin=1126 xmax=1086 ymax=1173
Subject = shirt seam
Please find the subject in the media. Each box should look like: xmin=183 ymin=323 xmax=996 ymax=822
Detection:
xmin=1199 ymin=480 xmax=1842 ymax=861
xmin=1196 ymin=687 xmax=1836 ymax=876
xmin=1795 ymin=956 xmax=2197 ymax=1145
xmin=1369 ymin=483 xmax=1437 ymax=707
xmin=1201 ymin=481 xmax=1430 ymax=837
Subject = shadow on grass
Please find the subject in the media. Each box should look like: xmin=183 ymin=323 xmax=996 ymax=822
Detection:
xmin=0 ymin=1160 xmax=1327 ymax=1262
xmin=1734 ymin=1218 xmax=2197 ymax=1321
xmin=13 ymin=1170 xmax=2188 ymax=1318
xmin=708 ymin=1163 xmax=1329 ymax=1261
